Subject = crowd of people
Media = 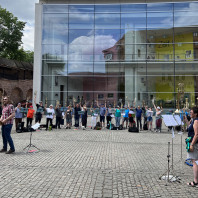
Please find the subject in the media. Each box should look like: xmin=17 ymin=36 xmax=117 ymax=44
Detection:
xmin=0 ymin=95 xmax=198 ymax=188
xmin=9 ymin=95 xmax=165 ymax=132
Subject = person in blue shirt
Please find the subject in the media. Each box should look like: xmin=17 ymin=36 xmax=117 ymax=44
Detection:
xmin=15 ymin=103 xmax=23 ymax=132
xmin=135 ymin=106 xmax=142 ymax=130
xmin=98 ymin=102 xmax=106 ymax=128
xmin=122 ymin=103 xmax=129 ymax=129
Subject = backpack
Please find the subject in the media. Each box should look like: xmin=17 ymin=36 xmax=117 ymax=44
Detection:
xmin=128 ymin=126 xmax=139 ymax=133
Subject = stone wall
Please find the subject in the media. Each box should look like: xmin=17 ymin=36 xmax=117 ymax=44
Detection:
xmin=0 ymin=79 xmax=33 ymax=106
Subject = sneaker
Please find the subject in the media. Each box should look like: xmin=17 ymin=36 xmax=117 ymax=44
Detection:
xmin=0 ymin=149 xmax=7 ymax=153
xmin=5 ymin=150 xmax=15 ymax=154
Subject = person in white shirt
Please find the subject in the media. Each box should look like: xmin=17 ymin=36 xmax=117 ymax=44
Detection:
xmin=45 ymin=104 xmax=55 ymax=131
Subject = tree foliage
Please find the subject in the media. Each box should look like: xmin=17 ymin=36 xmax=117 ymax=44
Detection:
xmin=0 ymin=6 xmax=33 ymax=62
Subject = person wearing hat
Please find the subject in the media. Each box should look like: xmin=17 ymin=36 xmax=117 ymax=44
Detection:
xmin=45 ymin=104 xmax=55 ymax=131
xmin=26 ymin=103 xmax=35 ymax=128
xmin=15 ymin=103 xmax=23 ymax=131
xmin=34 ymin=95 xmax=44 ymax=123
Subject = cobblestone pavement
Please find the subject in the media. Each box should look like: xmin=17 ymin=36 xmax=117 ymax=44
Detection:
xmin=0 ymin=126 xmax=198 ymax=198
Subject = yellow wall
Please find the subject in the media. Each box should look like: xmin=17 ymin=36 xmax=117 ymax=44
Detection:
xmin=155 ymin=76 xmax=195 ymax=104
xmin=155 ymin=32 xmax=194 ymax=61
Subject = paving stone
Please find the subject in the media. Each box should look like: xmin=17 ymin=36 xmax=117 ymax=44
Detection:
xmin=0 ymin=127 xmax=196 ymax=197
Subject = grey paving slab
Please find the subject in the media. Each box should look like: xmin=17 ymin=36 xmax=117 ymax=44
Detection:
xmin=0 ymin=126 xmax=197 ymax=198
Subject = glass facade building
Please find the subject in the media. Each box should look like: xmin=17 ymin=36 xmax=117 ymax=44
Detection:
xmin=35 ymin=1 xmax=198 ymax=108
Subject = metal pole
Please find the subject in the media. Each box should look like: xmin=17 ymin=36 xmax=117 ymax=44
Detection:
xmin=167 ymin=142 xmax=170 ymax=184
xmin=172 ymin=138 xmax=174 ymax=172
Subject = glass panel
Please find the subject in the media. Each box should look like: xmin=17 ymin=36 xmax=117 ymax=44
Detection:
xmin=68 ymin=76 xmax=94 ymax=92
xmin=69 ymin=29 xmax=93 ymax=43
xmin=147 ymin=44 xmax=174 ymax=62
xmin=42 ymin=44 xmax=67 ymax=61
xmin=174 ymin=27 xmax=198 ymax=43
xmin=69 ymin=5 xmax=94 ymax=13
xmin=69 ymin=13 xmax=94 ymax=29
xmin=41 ymin=77 xmax=68 ymax=106
xmin=174 ymin=2 xmax=198 ymax=11
xmin=147 ymin=28 xmax=173 ymax=44
xmin=174 ymin=12 xmax=198 ymax=27
xmin=43 ymin=5 xmax=68 ymax=13
xmin=175 ymin=63 xmax=198 ymax=106
xmin=42 ymin=14 xmax=68 ymax=44
xmin=121 ymin=29 xmax=146 ymax=44
xmin=95 ymin=14 xmax=120 ymax=29
xmin=68 ymin=44 xmax=93 ymax=62
xmin=175 ymin=43 xmax=196 ymax=61
xmin=147 ymin=12 xmax=173 ymax=28
xmin=147 ymin=3 xmax=173 ymax=12
xmin=121 ymin=4 xmax=146 ymax=12
xmin=42 ymin=61 xmax=67 ymax=76
xmin=124 ymin=45 xmax=146 ymax=61
xmin=68 ymin=63 xmax=93 ymax=75
xmin=147 ymin=62 xmax=174 ymax=108
xmin=95 ymin=29 xmax=121 ymax=44
xmin=68 ymin=92 xmax=93 ymax=107
xmin=95 ymin=4 xmax=120 ymax=13
xmin=121 ymin=13 xmax=146 ymax=29
xmin=175 ymin=63 xmax=198 ymax=75
xmin=95 ymin=44 xmax=123 ymax=62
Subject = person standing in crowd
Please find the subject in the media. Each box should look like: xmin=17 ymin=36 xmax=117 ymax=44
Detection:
xmin=65 ymin=105 xmax=72 ymax=129
xmin=26 ymin=103 xmax=35 ymax=128
xmin=142 ymin=105 xmax=148 ymax=126
xmin=128 ymin=106 xmax=135 ymax=128
xmin=122 ymin=104 xmax=129 ymax=129
xmin=0 ymin=96 xmax=15 ymax=154
xmin=45 ymin=104 xmax=55 ymax=131
xmin=34 ymin=95 xmax=44 ymax=123
xmin=98 ymin=103 xmax=106 ymax=128
xmin=115 ymin=106 xmax=121 ymax=128
xmin=82 ymin=106 xmax=88 ymax=130
xmin=73 ymin=103 xmax=81 ymax=128
xmin=15 ymin=103 xmax=23 ymax=131
xmin=147 ymin=107 xmax=153 ymax=131
xmin=90 ymin=107 xmax=97 ymax=129
xmin=186 ymin=107 xmax=198 ymax=187
xmin=106 ymin=104 xmax=113 ymax=128
xmin=55 ymin=104 xmax=62 ymax=129
xmin=135 ymin=106 xmax=143 ymax=131
xmin=153 ymin=102 xmax=163 ymax=132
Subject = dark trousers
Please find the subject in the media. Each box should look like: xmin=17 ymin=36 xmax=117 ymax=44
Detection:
xmin=75 ymin=116 xmax=80 ymax=127
xmin=36 ymin=115 xmax=42 ymax=123
xmin=46 ymin=118 xmax=53 ymax=130
xmin=136 ymin=117 xmax=142 ymax=130
xmin=26 ymin=118 xmax=33 ymax=128
xmin=82 ymin=118 xmax=87 ymax=128
xmin=56 ymin=116 xmax=62 ymax=129
xmin=2 ymin=124 xmax=15 ymax=151
xmin=106 ymin=116 xmax=112 ymax=126
xmin=15 ymin=118 xmax=22 ymax=130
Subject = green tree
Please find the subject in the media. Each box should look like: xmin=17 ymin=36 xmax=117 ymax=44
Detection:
xmin=0 ymin=6 xmax=26 ymax=60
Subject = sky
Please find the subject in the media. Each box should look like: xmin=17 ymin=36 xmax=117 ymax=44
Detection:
xmin=0 ymin=0 xmax=39 ymax=51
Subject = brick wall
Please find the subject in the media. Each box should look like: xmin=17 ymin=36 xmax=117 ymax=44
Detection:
xmin=0 ymin=79 xmax=33 ymax=105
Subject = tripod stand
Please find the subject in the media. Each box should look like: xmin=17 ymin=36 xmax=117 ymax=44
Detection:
xmin=23 ymin=124 xmax=40 ymax=153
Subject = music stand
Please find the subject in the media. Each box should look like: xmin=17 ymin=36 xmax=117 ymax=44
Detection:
xmin=23 ymin=123 xmax=40 ymax=153
xmin=159 ymin=115 xmax=180 ymax=183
